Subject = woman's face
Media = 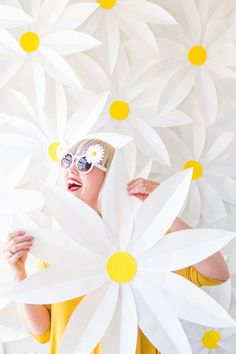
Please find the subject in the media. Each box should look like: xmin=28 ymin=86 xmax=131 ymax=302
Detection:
xmin=64 ymin=159 xmax=105 ymax=212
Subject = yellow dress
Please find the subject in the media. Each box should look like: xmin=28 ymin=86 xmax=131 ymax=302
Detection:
xmin=30 ymin=261 xmax=223 ymax=354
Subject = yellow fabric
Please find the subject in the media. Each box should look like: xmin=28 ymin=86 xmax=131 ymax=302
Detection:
xmin=30 ymin=261 xmax=223 ymax=354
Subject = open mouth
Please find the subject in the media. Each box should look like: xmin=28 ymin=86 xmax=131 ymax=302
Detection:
xmin=66 ymin=178 xmax=82 ymax=192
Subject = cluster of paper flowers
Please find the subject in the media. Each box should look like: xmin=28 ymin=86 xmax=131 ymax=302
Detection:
xmin=0 ymin=0 xmax=236 ymax=353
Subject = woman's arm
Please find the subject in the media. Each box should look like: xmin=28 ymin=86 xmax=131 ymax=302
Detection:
xmin=3 ymin=231 xmax=51 ymax=336
xmin=127 ymin=178 xmax=230 ymax=282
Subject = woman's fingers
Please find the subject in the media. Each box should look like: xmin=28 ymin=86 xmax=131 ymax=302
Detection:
xmin=8 ymin=249 xmax=30 ymax=265
xmin=127 ymin=178 xmax=146 ymax=191
xmin=9 ymin=241 xmax=33 ymax=254
xmin=127 ymin=178 xmax=160 ymax=195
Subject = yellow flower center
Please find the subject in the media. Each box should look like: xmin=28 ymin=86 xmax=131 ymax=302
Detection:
xmin=106 ymin=252 xmax=137 ymax=283
xmin=183 ymin=160 xmax=203 ymax=180
xmin=92 ymin=151 xmax=97 ymax=156
xmin=48 ymin=141 xmax=61 ymax=162
xmin=20 ymin=32 xmax=40 ymax=52
xmin=188 ymin=45 xmax=207 ymax=66
xmin=202 ymin=330 xmax=221 ymax=349
xmin=109 ymin=100 xmax=130 ymax=121
xmin=96 ymin=0 xmax=117 ymax=9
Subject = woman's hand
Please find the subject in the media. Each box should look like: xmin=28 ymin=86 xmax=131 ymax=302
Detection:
xmin=2 ymin=231 xmax=34 ymax=281
xmin=127 ymin=177 xmax=160 ymax=201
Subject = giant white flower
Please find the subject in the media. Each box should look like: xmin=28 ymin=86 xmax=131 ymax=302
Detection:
xmin=0 ymin=0 xmax=101 ymax=112
xmin=151 ymin=0 xmax=236 ymax=125
xmin=151 ymin=123 xmax=236 ymax=226
xmin=0 ymin=85 xmax=108 ymax=185
xmin=76 ymin=0 xmax=176 ymax=73
xmin=183 ymin=281 xmax=236 ymax=353
xmin=5 ymin=150 xmax=236 ymax=354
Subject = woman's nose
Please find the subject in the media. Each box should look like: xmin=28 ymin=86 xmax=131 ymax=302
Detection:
xmin=68 ymin=161 xmax=78 ymax=174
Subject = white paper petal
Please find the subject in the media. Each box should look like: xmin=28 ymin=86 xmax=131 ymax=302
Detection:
xmin=157 ymin=66 xmax=195 ymax=116
xmin=129 ymin=0 xmax=176 ymax=24
xmin=6 ymin=267 xmax=106 ymax=304
xmin=129 ymin=115 xmax=170 ymax=166
xmin=139 ymin=271 xmax=236 ymax=327
xmin=198 ymin=179 xmax=227 ymax=223
xmin=52 ymin=3 xmax=99 ymax=31
xmin=102 ymin=285 xmax=137 ymax=354
xmin=202 ymin=132 xmax=235 ymax=165
xmin=41 ymin=31 xmax=101 ymax=55
xmin=38 ymin=46 xmax=81 ymax=88
xmin=133 ymin=276 xmax=192 ymax=354
xmin=40 ymin=183 xmax=110 ymax=257
xmin=0 ymin=29 xmax=24 ymax=56
xmin=6 ymin=156 xmax=31 ymax=190
xmin=105 ymin=12 xmax=120 ymax=74
xmin=59 ymin=283 xmax=119 ymax=354
xmin=0 ymin=5 xmax=33 ymax=28
xmin=130 ymin=169 xmax=192 ymax=255
xmin=12 ymin=189 xmax=44 ymax=213
xmin=36 ymin=0 xmax=69 ymax=33
xmin=139 ymin=228 xmax=235 ymax=271
xmin=101 ymin=149 xmax=138 ymax=250
xmin=31 ymin=57 xmax=46 ymax=114
xmin=194 ymin=69 xmax=218 ymax=126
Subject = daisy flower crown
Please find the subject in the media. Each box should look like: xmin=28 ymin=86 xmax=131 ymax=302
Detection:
xmin=85 ymin=144 xmax=105 ymax=165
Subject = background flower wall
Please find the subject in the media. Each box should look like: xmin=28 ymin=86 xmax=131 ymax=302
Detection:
xmin=0 ymin=0 xmax=236 ymax=353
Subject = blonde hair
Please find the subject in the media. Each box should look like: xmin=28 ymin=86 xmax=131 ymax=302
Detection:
xmin=69 ymin=138 xmax=115 ymax=212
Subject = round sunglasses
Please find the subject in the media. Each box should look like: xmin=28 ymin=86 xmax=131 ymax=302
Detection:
xmin=60 ymin=152 xmax=107 ymax=174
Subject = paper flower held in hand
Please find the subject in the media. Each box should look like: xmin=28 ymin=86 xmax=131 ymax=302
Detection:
xmin=6 ymin=151 xmax=236 ymax=354
xmin=85 ymin=144 xmax=105 ymax=164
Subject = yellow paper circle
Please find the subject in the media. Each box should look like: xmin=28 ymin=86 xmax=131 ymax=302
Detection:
xmin=183 ymin=160 xmax=203 ymax=180
xmin=202 ymin=330 xmax=221 ymax=349
xmin=96 ymin=0 xmax=117 ymax=9
xmin=48 ymin=141 xmax=61 ymax=162
xmin=188 ymin=45 xmax=207 ymax=66
xmin=109 ymin=100 xmax=130 ymax=120
xmin=20 ymin=32 xmax=40 ymax=52
xmin=106 ymin=252 xmax=137 ymax=283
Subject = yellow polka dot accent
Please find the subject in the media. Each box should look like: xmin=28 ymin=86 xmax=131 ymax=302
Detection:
xmin=48 ymin=141 xmax=61 ymax=162
xmin=96 ymin=0 xmax=117 ymax=9
xmin=106 ymin=252 xmax=137 ymax=283
xmin=188 ymin=45 xmax=207 ymax=66
xmin=109 ymin=100 xmax=130 ymax=120
xmin=20 ymin=32 xmax=40 ymax=52
xmin=202 ymin=330 xmax=221 ymax=349
xmin=183 ymin=160 xmax=203 ymax=180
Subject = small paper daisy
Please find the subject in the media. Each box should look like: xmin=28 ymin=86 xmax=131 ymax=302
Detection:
xmin=85 ymin=144 xmax=105 ymax=164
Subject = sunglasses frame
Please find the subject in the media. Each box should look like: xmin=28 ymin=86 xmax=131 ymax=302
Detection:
xmin=60 ymin=152 xmax=107 ymax=175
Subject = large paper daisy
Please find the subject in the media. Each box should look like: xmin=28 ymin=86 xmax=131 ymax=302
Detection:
xmin=6 ymin=151 xmax=236 ymax=354
xmin=151 ymin=0 xmax=236 ymax=125
xmin=151 ymin=124 xmax=236 ymax=226
xmin=0 ymin=86 xmax=108 ymax=185
xmin=1 ymin=0 xmax=100 ymax=112
xmin=183 ymin=281 xmax=236 ymax=353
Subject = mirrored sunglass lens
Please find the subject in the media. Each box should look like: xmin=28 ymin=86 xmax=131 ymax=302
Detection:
xmin=77 ymin=157 xmax=92 ymax=172
xmin=61 ymin=154 xmax=73 ymax=169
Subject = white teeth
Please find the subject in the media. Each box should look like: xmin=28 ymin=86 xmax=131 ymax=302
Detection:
xmin=67 ymin=179 xmax=82 ymax=186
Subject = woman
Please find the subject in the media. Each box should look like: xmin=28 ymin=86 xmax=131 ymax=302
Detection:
xmin=3 ymin=138 xmax=229 ymax=354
